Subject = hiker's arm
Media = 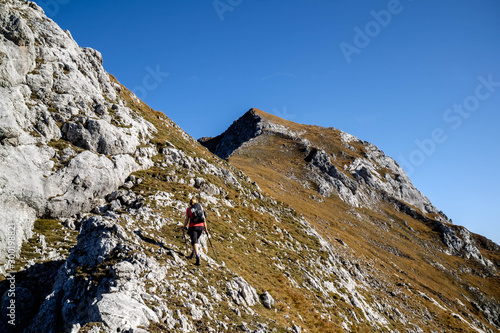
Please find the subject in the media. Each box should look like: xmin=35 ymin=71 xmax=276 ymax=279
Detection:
xmin=183 ymin=215 xmax=189 ymax=229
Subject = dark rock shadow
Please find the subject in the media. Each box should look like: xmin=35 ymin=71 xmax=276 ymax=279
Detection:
xmin=0 ymin=260 xmax=64 ymax=333
xmin=134 ymin=230 xmax=188 ymax=257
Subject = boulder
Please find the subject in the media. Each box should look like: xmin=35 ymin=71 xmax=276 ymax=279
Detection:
xmin=260 ymin=291 xmax=274 ymax=309
xmin=227 ymin=277 xmax=260 ymax=307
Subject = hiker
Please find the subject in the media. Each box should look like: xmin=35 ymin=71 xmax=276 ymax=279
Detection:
xmin=183 ymin=198 xmax=209 ymax=265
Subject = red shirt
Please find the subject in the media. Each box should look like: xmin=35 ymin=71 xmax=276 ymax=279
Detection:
xmin=186 ymin=207 xmax=205 ymax=228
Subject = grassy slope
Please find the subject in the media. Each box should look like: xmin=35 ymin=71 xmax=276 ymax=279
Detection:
xmin=227 ymin=109 xmax=500 ymax=332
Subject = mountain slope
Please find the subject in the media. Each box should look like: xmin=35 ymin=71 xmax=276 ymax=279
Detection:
xmin=201 ymin=108 xmax=500 ymax=331
xmin=0 ymin=1 xmax=499 ymax=332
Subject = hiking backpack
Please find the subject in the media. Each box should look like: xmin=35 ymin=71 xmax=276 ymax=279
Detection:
xmin=191 ymin=203 xmax=206 ymax=223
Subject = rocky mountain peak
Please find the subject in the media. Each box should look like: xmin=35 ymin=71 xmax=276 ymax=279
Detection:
xmin=201 ymin=108 xmax=445 ymax=220
xmin=199 ymin=108 xmax=268 ymax=159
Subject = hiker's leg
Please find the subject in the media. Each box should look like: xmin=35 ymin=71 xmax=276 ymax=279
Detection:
xmin=191 ymin=228 xmax=201 ymax=256
xmin=194 ymin=228 xmax=204 ymax=265
xmin=187 ymin=228 xmax=196 ymax=259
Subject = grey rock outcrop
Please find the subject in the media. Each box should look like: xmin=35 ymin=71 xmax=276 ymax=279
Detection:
xmin=227 ymin=277 xmax=260 ymax=307
xmin=25 ymin=215 xmax=160 ymax=333
xmin=347 ymin=140 xmax=443 ymax=217
xmin=305 ymin=147 xmax=359 ymax=206
xmin=0 ymin=0 xmax=156 ymax=270
xmin=199 ymin=109 xmax=304 ymax=160
xmin=305 ymin=134 xmax=447 ymax=219
xmin=434 ymin=220 xmax=495 ymax=269
xmin=260 ymin=291 xmax=274 ymax=309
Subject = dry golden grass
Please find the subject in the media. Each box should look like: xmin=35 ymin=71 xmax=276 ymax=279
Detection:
xmin=13 ymin=219 xmax=78 ymax=271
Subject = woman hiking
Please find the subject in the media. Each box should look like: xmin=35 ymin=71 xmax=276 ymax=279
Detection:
xmin=183 ymin=198 xmax=209 ymax=266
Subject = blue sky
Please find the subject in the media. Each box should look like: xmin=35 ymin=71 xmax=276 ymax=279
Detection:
xmin=35 ymin=0 xmax=500 ymax=244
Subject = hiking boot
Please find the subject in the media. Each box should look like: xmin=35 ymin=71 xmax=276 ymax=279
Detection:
xmin=195 ymin=255 xmax=201 ymax=266
xmin=187 ymin=252 xmax=194 ymax=260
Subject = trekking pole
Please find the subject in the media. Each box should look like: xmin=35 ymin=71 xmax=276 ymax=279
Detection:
xmin=182 ymin=227 xmax=190 ymax=256
xmin=206 ymin=229 xmax=218 ymax=263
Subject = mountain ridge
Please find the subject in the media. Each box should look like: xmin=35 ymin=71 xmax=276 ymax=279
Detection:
xmin=200 ymin=108 xmax=447 ymax=220
xmin=201 ymin=108 xmax=499 ymax=265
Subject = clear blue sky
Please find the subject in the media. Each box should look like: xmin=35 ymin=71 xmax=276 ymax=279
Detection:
xmin=35 ymin=0 xmax=500 ymax=244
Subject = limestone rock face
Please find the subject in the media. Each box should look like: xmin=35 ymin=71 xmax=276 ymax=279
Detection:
xmin=0 ymin=2 xmax=36 ymax=88
xmin=0 ymin=0 xmax=156 ymax=269
xmin=434 ymin=220 xmax=494 ymax=267
xmin=25 ymin=215 xmax=161 ymax=333
xmin=227 ymin=277 xmax=260 ymax=307
xmin=260 ymin=291 xmax=274 ymax=309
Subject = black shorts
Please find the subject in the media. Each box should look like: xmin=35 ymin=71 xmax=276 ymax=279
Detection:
xmin=188 ymin=226 xmax=204 ymax=245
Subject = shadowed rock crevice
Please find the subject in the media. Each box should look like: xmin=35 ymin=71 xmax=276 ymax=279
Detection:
xmin=0 ymin=260 xmax=65 ymax=333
